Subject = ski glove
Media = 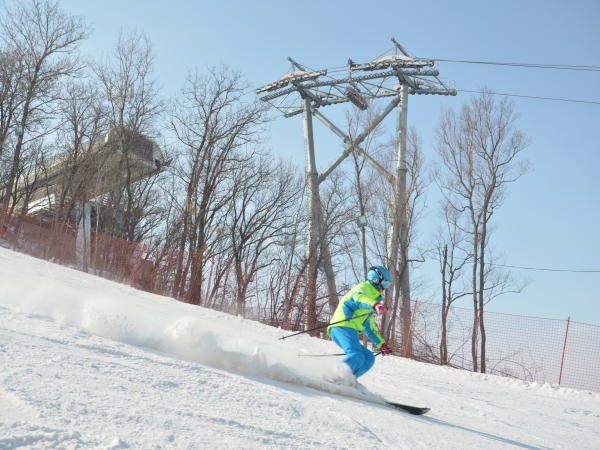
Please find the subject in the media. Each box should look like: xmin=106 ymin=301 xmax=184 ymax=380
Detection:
xmin=380 ymin=343 xmax=392 ymax=356
xmin=374 ymin=303 xmax=387 ymax=315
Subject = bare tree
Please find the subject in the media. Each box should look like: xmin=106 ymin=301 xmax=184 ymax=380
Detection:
xmin=0 ymin=140 xmax=52 ymax=211
xmin=279 ymin=187 xmax=306 ymax=330
xmin=227 ymin=154 xmax=303 ymax=316
xmin=93 ymin=29 xmax=163 ymax=241
xmin=343 ymin=105 xmax=386 ymax=281
xmin=310 ymin=169 xmax=354 ymax=314
xmin=430 ymin=203 xmax=472 ymax=365
xmin=167 ymin=66 xmax=269 ymax=303
xmin=0 ymin=46 xmax=25 ymax=159
xmin=0 ymin=0 xmax=91 ymax=208
xmin=285 ymin=165 xmax=355 ymax=332
xmin=435 ymin=89 xmax=532 ymax=372
xmin=52 ymin=78 xmax=107 ymax=222
xmin=383 ymin=127 xmax=428 ymax=348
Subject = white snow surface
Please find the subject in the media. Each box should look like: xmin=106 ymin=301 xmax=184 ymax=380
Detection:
xmin=0 ymin=248 xmax=599 ymax=449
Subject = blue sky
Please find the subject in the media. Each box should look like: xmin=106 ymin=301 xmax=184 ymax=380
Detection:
xmin=10 ymin=0 xmax=600 ymax=324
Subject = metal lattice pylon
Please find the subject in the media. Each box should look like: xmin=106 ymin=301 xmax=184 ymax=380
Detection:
xmin=257 ymin=38 xmax=456 ymax=338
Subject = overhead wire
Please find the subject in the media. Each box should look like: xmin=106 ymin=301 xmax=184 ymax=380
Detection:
xmin=421 ymin=245 xmax=600 ymax=274
xmin=372 ymin=46 xmax=395 ymax=62
xmin=489 ymin=263 xmax=600 ymax=273
xmin=459 ymin=89 xmax=600 ymax=105
xmin=432 ymin=59 xmax=600 ymax=72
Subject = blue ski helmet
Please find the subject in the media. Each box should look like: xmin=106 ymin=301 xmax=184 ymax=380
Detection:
xmin=367 ymin=265 xmax=391 ymax=290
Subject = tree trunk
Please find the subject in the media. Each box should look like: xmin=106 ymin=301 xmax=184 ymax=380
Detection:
xmin=471 ymin=234 xmax=479 ymax=372
xmin=186 ymin=251 xmax=204 ymax=305
xmin=235 ymin=260 xmax=246 ymax=317
xmin=440 ymin=245 xmax=448 ymax=365
xmin=479 ymin=218 xmax=488 ymax=373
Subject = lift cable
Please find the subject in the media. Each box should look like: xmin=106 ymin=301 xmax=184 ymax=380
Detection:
xmin=433 ymin=59 xmax=600 ymax=72
xmin=490 ymin=263 xmax=600 ymax=273
xmin=459 ymin=89 xmax=600 ymax=105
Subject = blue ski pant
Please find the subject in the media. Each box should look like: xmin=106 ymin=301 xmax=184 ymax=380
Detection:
xmin=330 ymin=326 xmax=375 ymax=378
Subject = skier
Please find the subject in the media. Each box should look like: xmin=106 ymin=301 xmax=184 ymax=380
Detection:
xmin=327 ymin=265 xmax=393 ymax=382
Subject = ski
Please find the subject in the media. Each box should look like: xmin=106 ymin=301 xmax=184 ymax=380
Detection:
xmin=320 ymin=377 xmax=430 ymax=415
xmin=385 ymin=401 xmax=430 ymax=415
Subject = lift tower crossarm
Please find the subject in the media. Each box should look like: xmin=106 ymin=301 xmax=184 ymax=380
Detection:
xmin=312 ymin=107 xmax=396 ymax=185
xmin=258 ymin=69 xmax=440 ymax=102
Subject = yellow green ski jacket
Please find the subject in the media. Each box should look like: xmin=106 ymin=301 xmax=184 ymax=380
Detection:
xmin=327 ymin=281 xmax=386 ymax=348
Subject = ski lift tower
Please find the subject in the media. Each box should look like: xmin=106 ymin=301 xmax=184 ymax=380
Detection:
xmin=257 ymin=38 xmax=456 ymax=337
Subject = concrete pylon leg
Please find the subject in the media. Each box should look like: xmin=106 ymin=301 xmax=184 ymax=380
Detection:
xmin=302 ymin=96 xmax=320 ymax=331
xmin=383 ymin=85 xmax=411 ymax=351
xmin=301 ymin=97 xmax=340 ymax=327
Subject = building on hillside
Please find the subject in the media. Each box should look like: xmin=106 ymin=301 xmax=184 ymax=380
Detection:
xmin=1 ymin=127 xmax=169 ymax=237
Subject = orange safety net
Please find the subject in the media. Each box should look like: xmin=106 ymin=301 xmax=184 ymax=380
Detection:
xmin=1 ymin=204 xmax=598 ymax=392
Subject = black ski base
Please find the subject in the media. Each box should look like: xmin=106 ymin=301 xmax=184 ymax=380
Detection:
xmin=385 ymin=401 xmax=430 ymax=415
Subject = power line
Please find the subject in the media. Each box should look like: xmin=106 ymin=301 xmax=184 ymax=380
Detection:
xmin=459 ymin=89 xmax=600 ymax=105
xmin=435 ymin=59 xmax=600 ymax=72
xmin=490 ymin=263 xmax=600 ymax=273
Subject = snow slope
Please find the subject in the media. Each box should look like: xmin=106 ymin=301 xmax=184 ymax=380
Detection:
xmin=1 ymin=248 xmax=599 ymax=449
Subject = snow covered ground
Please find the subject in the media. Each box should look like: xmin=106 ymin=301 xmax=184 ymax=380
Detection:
xmin=1 ymin=248 xmax=599 ymax=449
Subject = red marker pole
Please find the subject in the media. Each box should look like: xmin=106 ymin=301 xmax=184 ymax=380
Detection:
xmin=558 ymin=316 xmax=571 ymax=385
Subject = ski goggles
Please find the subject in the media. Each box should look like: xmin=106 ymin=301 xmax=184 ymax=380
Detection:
xmin=370 ymin=266 xmax=391 ymax=289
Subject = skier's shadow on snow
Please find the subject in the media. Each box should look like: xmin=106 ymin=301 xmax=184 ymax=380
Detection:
xmin=421 ymin=416 xmax=550 ymax=450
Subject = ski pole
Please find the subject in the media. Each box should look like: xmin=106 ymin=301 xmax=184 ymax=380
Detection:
xmin=297 ymin=350 xmax=385 ymax=357
xmin=279 ymin=313 xmax=370 ymax=341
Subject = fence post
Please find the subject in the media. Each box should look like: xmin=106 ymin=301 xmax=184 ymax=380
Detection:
xmin=403 ymin=299 xmax=419 ymax=358
xmin=558 ymin=316 xmax=571 ymax=385
xmin=288 ymin=274 xmax=302 ymax=331
xmin=0 ymin=204 xmax=8 ymax=242
xmin=202 ymin=254 xmax=215 ymax=306
xmin=129 ymin=239 xmax=147 ymax=287
xmin=59 ymin=218 xmax=70 ymax=264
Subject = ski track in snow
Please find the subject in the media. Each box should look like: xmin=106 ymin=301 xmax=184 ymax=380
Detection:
xmin=1 ymin=248 xmax=599 ymax=449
